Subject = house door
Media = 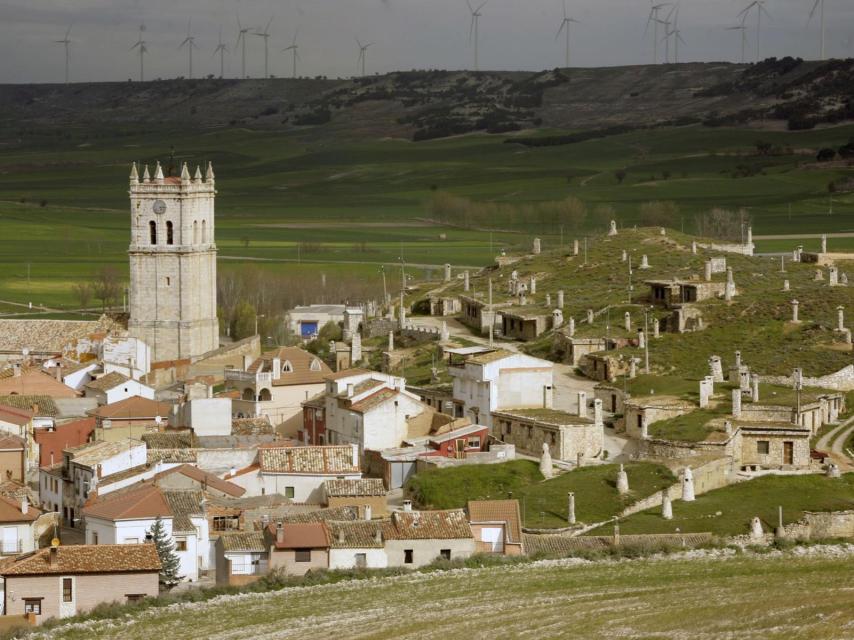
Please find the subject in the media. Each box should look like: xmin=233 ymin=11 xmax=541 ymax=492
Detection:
xmin=611 ymin=394 xmax=617 ymax=412
xmin=59 ymin=576 xmax=76 ymax=618
xmin=2 ymin=527 xmax=17 ymax=554
xmin=783 ymin=441 xmax=794 ymax=465
xmin=455 ymin=439 xmax=466 ymax=459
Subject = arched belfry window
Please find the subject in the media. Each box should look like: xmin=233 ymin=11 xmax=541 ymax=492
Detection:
xmin=149 ymin=221 xmax=157 ymax=245
xmin=193 ymin=221 xmax=199 ymax=244
xmin=166 ymin=221 xmax=174 ymax=245
xmin=202 ymin=219 xmax=207 ymax=244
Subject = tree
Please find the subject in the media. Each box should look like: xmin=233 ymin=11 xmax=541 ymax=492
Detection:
xmin=638 ymin=201 xmax=679 ymax=227
xmin=817 ymin=148 xmax=837 ymax=162
xmin=231 ymin=300 xmax=257 ymax=340
xmin=72 ymin=282 xmax=94 ymax=309
xmin=92 ymin=266 xmax=122 ymax=312
xmin=147 ymin=516 xmax=181 ymax=588
xmin=614 ymin=169 xmax=627 ymax=185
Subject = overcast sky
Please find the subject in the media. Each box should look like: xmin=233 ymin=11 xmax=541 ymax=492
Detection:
xmin=1 ymin=0 xmax=852 ymax=84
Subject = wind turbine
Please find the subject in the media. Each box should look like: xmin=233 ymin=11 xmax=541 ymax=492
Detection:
xmin=657 ymin=5 xmax=676 ymax=63
xmin=467 ymin=0 xmax=487 ymax=71
xmin=179 ymin=19 xmax=199 ymax=79
xmin=668 ymin=6 xmax=685 ymax=64
xmin=808 ymin=0 xmax=827 ymax=61
xmin=213 ymin=28 xmax=229 ymax=79
xmin=54 ymin=26 xmax=72 ymax=84
xmin=356 ymin=38 xmax=373 ymax=77
xmin=282 ymin=28 xmax=300 ymax=78
xmin=236 ymin=15 xmax=253 ymax=78
xmin=555 ymin=1 xmax=580 ymax=68
xmin=739 ymin=1 xmax=770 ymax=62
xmin=131 ymin=24 xmax=147 ymax=82
xmin=644 ymin=2 xmax=671 ymax=64
xmin=254 ymin=16 xmax=274 ymax=79
xmin=726 ymin=20 xmax=748 ymax=63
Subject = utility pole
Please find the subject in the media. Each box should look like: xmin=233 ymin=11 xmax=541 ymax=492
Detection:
xmin=644 ymin=306 xmax=651 ymax=374
xmin=380 ymin=266 xmax=388 ymax=306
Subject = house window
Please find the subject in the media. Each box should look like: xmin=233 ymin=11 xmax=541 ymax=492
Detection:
xmin=550 ymin=432 xmax=557 ymax=446
xmin=440 ymin=549 xmax=451 ymax=560
xmin=285 ymin=487 xmax=295 ymax=499
xmin=310 ymin=359 xmax=321 ymax=371
xmin=62 ymin=578 xmax=73 ymax=602
xmin=213 ymin=516 xmax=239 ymax=532
xmin=92 ymin=531 xmax=98 ymax=545
xmin=175 ymin=538 xmax=188 ymax=552
xmin=295 ymin=549 xmax=311 ymax=562
xmin=166 ymin=220 xmax=174 ymax=245
xmin=404 ymin=549 xmax=413 ymax=564
xmin=23 ymin=599 xmax=41 ymax=615
xmin=124 ymin=537 xmax=139 ymax=544
xmin=165 ymin=277 xmax=171 ymax=286
xmin=126 ymin=594 xmax=146 ymax=604
xmin=757 ymin=441 xmax=770 ymax=455
xmin=282 ymin=361 xmax=293 ymax=373
xmin=149 ymin=221 xmax=157 ymax=245
xmin=355 ymin=553 xmax=367 ymax=568
xmin=467 ymin=436 xmax=481 ymax=449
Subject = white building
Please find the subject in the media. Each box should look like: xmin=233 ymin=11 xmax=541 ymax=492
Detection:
xmin=40 ymin=359 xmax=99 ymax=392
xmin=286 ymin=305 xmax=363 ymax=340
xmin=230 ymin=444 xmax=362 ymax=502
xmin=83 ymin=372 xmax=155 ymax=405
xmin=0 ymin=495 xmax=43 ymax=557
xmin=224 ymin=346 xmax=331 ymax=434
xmin=323 ymin=369 xmax=436 ymax=452
xmin=447 ymin=348 xmax=554 ymax=428
xmin=102 ymin=335 xmax=151 ymax=380
xmin=83 ymin=483 xmax=210 ymax=582
xmin=53 ymin=439 xmax=147 ymax=526
xmin=327 ymin=520 xmax=387 ymax=570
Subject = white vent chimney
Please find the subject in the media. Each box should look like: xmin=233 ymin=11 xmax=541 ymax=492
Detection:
xmin=347 ymin=383 xmax=355 ymax=398
xmin=364 ymin=504 xmax=372 ymax=521
xmin=20 ymin=497 xmax=28 ymax=515
xmin=351 ymin=443 xmax=359 ymax=468
xmin=403 ymin=499 xmax=412 ymax=513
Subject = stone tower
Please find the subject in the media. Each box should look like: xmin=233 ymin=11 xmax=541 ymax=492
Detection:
xmin=127 ymin=160 xmax=219 ymax=362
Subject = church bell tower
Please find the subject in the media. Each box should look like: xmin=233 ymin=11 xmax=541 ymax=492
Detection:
xmin=127 ymin=160 xmax=219 ymax=362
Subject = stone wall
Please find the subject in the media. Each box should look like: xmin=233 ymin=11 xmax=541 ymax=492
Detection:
xmin=760 ymin=365 xmax=854 ymax=391
xmin=620 ymin=456 xmax=735 ymax=518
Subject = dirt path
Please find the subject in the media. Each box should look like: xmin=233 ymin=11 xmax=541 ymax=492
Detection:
xmin=754 ymin=232 xmax=854 ymax=240
xmin=816 ymin=416 xmax=854 ymax=470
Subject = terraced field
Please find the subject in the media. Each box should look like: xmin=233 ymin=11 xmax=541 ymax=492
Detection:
xmin=32 ymin=548 xmax=854 ymax=640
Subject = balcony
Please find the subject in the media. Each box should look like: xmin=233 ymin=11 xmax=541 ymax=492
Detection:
xmin=0 ymin=540 xmax=23 ymax=555
xmin=225 ymin=370 xmax=273 ymax=388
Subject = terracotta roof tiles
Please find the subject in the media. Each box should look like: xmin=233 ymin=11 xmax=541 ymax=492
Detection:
xmin=382 ymin=509 xmax=472 ymax=540
xmin=322 ymin=478 xmax=386 ymax=498
xmin=84 ymin=371 xmax=131 ymax=392
xmin=259 ymin=446 xmax=359 ymax=475
xmin=468 ymin=500 xmax=522 ymax=544
xmin=0 ymin=544 xmax=160 ymax=576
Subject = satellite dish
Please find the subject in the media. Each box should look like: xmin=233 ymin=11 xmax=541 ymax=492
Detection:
xmin=50 ymin=537 xmax=60 ymax=547
xmin=22 ymin=348 xmax=29 ymax=357
xmin=155 ymin=415 xmax=162 ymax=425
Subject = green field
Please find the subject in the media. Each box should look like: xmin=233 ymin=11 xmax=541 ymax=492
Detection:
xmin=31 ymin=551 xmax=854 ymax=639
xmin=3 ymin=121 xmax=854 ymax=309
xmin=406 ymin=460 xmax=674 ymax=528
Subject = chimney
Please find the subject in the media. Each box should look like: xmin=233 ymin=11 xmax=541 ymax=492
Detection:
xmin=275 ymin=521 xmax=284 ymax=545
xmin=243 ymin=355 xmax=253 ymax=371
xmin=12 ymin=363 xmax=20 ymax=378
xmin=49 ymin=545 xmax=58 ymax=568
xmin=374 ymin=528 xmax=382 ymax=544
xmin=337 ymin=528 xmax=345 ymax=544
xmin=347 ymin=383 xmax=355 ymax=398
xmin=542 ymin=385 xmax=554 ymax=409
xmin=31 ymin=403 xmax=39 ymax=416
xmin=55 ymin=363 xmax=62 ymax=382
xmin=364 ymin=504 xmax=372 ymax=521
xmin=351 ymin=443 xmax=359 ymax=468
xmin=403 ymin=499 xmax=412 ymax=513
xmin=229 ymin=466 xmax=236 ymax=477
xmin=20 ymin=497 xmax=28 ymax=515
xmin=272 ymin=357 xmax=282 ymax=381
xmin=96 ymin=464 xmax=103 ymax=479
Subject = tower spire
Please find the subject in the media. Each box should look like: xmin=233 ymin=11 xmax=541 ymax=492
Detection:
xmin=181 ymin=162 xmax=190 ymax=183
xmin=205 ymin=162 xmax=215 ymax=183
xmin=193 ymin=165 xmax=202 ymax=184
xmin=142 ymin=164 xmax=151 ymax=183
xmin=154 ymin=161 xmax=164 ymax=184
xmin=129 ymin=162 xmax=139 ymax=185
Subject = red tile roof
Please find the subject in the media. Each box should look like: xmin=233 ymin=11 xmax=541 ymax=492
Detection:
xmin=467 ymin=500 xmax=523 ymax=544
xmin=0 ymin=404 xmax=33 ymax=427
xmin=83 ymin=484 xmax=172 ymax=521
xmin=0 ymin=544 xmax=161 ymax=576
xmin=33 ymin=418 xmax=96 ymax=467
xmin=259 ymin=446 xmax=359 ymax=475
xmin=0 ymin=495 xmax=40 ymax=523
xmin=266 ymin=522 xmax=330 ymax=549
xmin=87 ymin=396 xmax=172 ymax=420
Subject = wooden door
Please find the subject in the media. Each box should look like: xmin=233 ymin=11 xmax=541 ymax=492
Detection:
xmin=783 ymin=441 xmax=794 ymax=465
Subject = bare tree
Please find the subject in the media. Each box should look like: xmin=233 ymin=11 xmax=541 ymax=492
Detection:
xmin=92 ymin=267 xmax=122 ymax=312
xmin=72 ymin=282 xmax=94 ymax=309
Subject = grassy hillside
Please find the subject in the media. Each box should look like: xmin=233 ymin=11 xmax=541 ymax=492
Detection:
xmin=589 ymin=473 xmax=854 ymax=537
xmin=406 ymin=460 xmax=674 ymax=528
xmin=32 ymin=551 xmax=854 ymax=639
